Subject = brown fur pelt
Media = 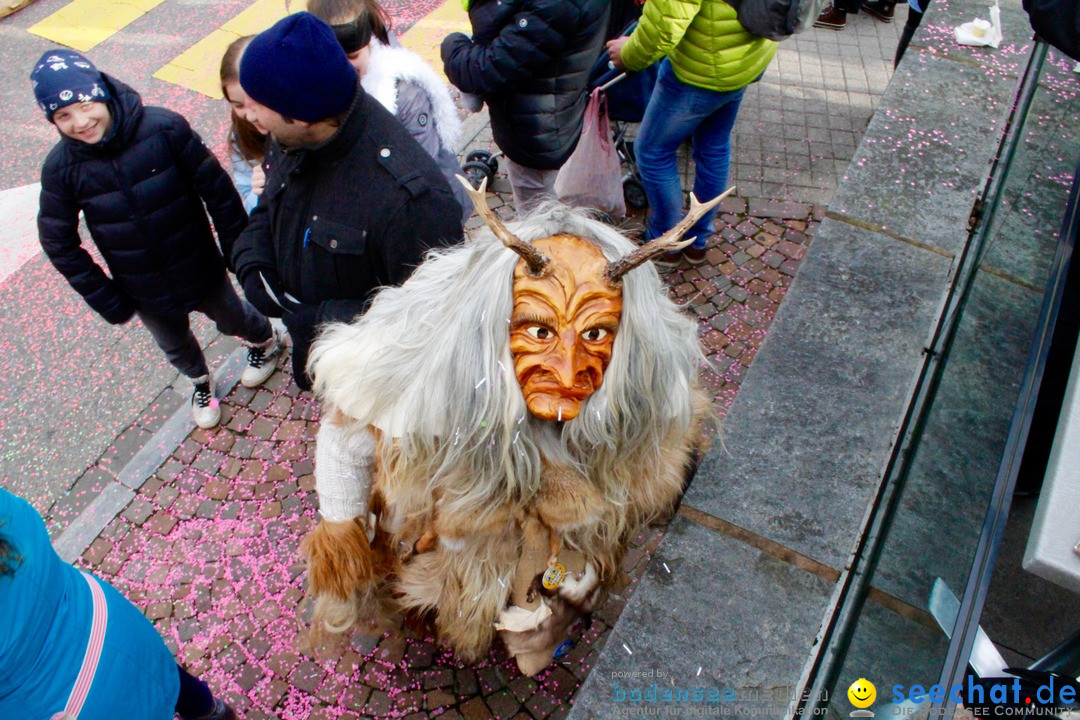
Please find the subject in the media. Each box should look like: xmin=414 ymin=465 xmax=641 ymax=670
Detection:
xmin=302 ymin=385 xmax=711 ymax=662
xmin=395 ymin=516 xmax=520 ymax=661
xmin=300 ymin=514 xmax=395 ymax=648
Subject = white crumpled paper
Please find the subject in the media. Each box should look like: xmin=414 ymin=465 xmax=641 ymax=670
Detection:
xmin=955 ymin=0 xmax=1003 ymax=48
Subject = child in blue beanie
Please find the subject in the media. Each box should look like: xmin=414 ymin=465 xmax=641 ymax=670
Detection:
xmin=31 ymin=49 xmax=283 ymax=430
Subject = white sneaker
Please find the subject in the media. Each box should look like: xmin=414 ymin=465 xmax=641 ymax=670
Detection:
xmin=240 ymin=327 xmax=283 ymax=388
xmin=191 ymin=374 xmax=221 ymax=429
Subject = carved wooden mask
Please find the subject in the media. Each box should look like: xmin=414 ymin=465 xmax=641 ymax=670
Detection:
xmin=509 ymin=235 xmax=623 ymax=422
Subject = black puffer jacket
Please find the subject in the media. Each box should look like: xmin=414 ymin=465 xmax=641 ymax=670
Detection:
xmin=230 ymin=82 xmax=464 ymax=387
xmin=442 ymin=0 xmax=609 ymax=170
xmin=37 ymin=76 xmax=247 ymax=323
xmin=1024 ymin=0 xmax=1080 ymax=60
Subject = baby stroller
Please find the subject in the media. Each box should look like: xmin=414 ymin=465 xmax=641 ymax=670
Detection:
xmin=586 ymin=21 xmax=659 ymax=210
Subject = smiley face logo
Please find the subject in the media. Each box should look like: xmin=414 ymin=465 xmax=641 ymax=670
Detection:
xmin=847 ymin=678 xmax=876 ymax=709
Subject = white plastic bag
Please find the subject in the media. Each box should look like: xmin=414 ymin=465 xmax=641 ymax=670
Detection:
xmin=954 ymin=1 xmax=1003 ymax=48
xmin=555 ymin=88 xmax=626 ymax=218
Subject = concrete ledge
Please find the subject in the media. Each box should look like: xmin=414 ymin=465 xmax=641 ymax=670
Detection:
xmin=686 ymin=218 xmax=950 ymax=569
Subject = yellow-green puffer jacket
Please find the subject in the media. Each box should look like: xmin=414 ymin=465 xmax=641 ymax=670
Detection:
xmin=620 ymin=0 xmax=777 ymax=93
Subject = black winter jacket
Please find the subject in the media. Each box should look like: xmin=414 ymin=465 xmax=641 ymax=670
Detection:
xmin=230 ymin=82 xmax=463 ymax=371
xmin=441 ymin=0 xmax=609 ymax=170
xmin=37 ymin=76 xmax=247 ymax=323
xmin=1024 ymin=0 xmax=1080 ymax=60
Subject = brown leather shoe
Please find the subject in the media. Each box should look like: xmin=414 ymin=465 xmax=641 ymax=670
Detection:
xmin=814 ymin=5 xmax=848 ymax=29
xmin=863 ymin=0 xmax=896 ymax=22
xmin=683 ymin=246 xmax=708 ymax=265
xmin=653 ymin=251 xmax=683 ymax=269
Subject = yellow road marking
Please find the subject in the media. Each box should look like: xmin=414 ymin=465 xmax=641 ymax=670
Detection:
xmin=29 ymin=0 xmax=167 ymax=52
xmin=398 ymin=0 xmax=469 ymax=83
xmin=153 ymin=0 xmax=470 ymax=99
xmin=153 ymin=0 xmax=295 ymax=99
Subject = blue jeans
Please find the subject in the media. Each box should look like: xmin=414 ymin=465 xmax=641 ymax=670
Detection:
xmin=636 ymin=59 xmax=748 ymax=248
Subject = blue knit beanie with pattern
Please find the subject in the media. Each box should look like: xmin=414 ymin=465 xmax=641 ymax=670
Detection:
xmin=240 ymin=12 xmax=356 ymax=123
xmin=30 ymin=50 xmax=110 ymax=121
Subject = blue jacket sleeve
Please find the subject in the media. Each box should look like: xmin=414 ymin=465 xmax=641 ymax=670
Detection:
xmin=229 ymin=150 xmax=259 ymax=214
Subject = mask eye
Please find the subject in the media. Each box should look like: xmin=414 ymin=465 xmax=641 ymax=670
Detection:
xmin=525 ymin=326 xmax=551 ymax=340
xmin=583 ymin=328 xmax=608 ymax=341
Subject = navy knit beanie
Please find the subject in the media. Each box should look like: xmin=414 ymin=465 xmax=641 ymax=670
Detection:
xmin=30 ymin=50 xmax=110 ymax=121
xmin=240 ymin=12 xmax=356 ymax=123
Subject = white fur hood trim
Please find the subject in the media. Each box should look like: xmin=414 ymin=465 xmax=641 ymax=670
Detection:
xmin=361 ymin=40 xmax=462 ymax=151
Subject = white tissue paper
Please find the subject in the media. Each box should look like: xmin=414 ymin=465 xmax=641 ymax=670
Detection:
xmin=955 ymin=0 xmax=1003 ymax=48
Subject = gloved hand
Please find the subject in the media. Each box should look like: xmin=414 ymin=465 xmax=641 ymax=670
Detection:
xmin=282 ymin=304 xmax=319 ymax=390
xmin=240 ymin=267 xmax=286 ymax=318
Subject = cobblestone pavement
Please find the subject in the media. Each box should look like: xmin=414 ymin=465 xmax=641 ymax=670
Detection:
xmin=49 ymin=178 xmax=821 ymax=718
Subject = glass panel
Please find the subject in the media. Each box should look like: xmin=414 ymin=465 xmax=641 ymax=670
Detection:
xmin=819 ymin=47 xmax=1080 ymax=714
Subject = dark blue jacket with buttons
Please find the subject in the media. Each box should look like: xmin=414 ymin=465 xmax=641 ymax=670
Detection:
xmin=37 ymin=75 xmax=248 ymax=323
xmin=441 ymin=0 xmax=610 ymax=170
xmin=230 ymin=81 xmax=463 ymax=338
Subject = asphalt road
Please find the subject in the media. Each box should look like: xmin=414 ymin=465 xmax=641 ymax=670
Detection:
xmin=0 ymin=0 xmax=448 ymax=512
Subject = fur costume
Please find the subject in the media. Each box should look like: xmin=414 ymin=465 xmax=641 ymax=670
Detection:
xmin=303 ymin=191 xmax=721 ymax=673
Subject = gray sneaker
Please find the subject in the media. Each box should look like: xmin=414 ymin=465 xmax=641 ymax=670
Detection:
xmin=240 ymin=327 xmax=283 ymax=388
xmin=190 ymin=375 xmax=220 ymax=429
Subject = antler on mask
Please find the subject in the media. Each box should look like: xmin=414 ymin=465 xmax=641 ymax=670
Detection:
xmin=606 ymin=187 xmax=735 ymax=283
xmin=456 ymin=176 xmax=550 ymax=277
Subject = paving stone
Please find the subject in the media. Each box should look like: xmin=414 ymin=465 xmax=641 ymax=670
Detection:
xmin=171 ymin=494 xmax=201 ymax=520
xmin=477 ymin=666 xmax=507 ymax=694
xmin=527 ymin=689 xmax=564 ymax=718
xmin=460 ymin=697 xmax=492 ymax=720
xmin=456 ymin=669 xmax=479 ymax=696
xmin=248 ymin=390 xmax=276 ymax=414
xmin=290 ymin=660 xmax=325 ymax=694
xmin=364 ymin=690 xmax=396 ymax=718
xmin=725 ymin=285 xmax=749 ymax=303
xmin=249 ymin=417 xmax=276 ymax=440
xmin=81 ymin=537 xmax=112 ymax=566
xmin=484 ymin=689 xmax=521 ymax=720
xmin=507 ymin=676 xmax=537 ymax=703
xmin=267 ymin=652 xmax=300 ymax=679
xmin=144 ymin=510 xmax=178 ymax=535
xmin=273 ymin=420 xmax=306 ymax=443
xmin=255 ymin=678 xmax=290 ymax=708
xmin=375 ymin=635 xmax=408 ymax=664
xmin=121 ymin=496 xmax=155 ymax=525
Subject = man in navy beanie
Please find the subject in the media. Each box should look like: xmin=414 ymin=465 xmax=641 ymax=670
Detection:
xmin=231 ymin=12 xmax=464 ymax=390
